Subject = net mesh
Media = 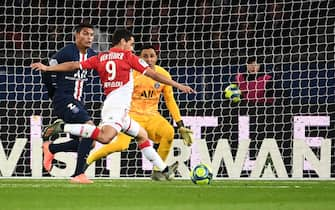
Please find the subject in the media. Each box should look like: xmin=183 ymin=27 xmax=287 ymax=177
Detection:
xmin=0 ymin=0 xmax=334 ymax=178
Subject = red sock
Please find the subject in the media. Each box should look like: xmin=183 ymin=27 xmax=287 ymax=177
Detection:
xmin=139 ymin=140 xmax=151 ymax=149
xmin=90 ymin=128 xmax=100 ymax=140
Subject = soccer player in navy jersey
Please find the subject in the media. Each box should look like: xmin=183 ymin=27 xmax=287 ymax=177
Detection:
xmin=32 ymin=29 xmax=195 ymax=180
xmin=41 ymin=23 xmax=97 ymax=184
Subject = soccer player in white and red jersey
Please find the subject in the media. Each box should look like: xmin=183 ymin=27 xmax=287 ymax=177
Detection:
xmin=86 ymin=45 xmax=194 ymax=181
xmin=31 ymin=29 xmax=195 ymax=179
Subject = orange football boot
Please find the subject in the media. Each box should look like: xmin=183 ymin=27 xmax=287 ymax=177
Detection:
xmin=42 ymin=141 xmax=54 ymax=172
xmin=70 ymin=174 xmax=93 ymax=184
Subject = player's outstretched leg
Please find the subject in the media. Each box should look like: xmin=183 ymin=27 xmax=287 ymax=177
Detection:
xmin=42 ymin=119 xmax=65 ymax=140
xmin=70 ymin=138 xmax=94 ymax=184
xmin=162 ymin=161 xmax=179 ymax=181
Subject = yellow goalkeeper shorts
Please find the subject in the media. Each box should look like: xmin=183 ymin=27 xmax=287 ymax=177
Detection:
xmin=130 ymin=113 xmax=175 ymax=144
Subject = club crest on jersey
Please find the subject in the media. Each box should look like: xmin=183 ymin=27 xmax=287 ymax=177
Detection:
xmin=154 ymin=82 xmax=160 ymax=89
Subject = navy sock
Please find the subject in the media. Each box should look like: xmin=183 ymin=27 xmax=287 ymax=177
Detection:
xmin=49 ymin=139 xmax=79 ymax=154
xmin=73 ymin=138 xmax=93 ymax=176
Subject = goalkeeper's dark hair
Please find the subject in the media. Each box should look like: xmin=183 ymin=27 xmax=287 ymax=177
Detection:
xmin=112 ymin=29 xmax=133 ymax=46
xmin=75 ymin=23 xmax=94 ymax=33
xmin=139 ymin=44 xmax=157 ymax=54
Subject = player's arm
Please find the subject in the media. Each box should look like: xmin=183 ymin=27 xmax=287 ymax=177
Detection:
xmin=31 ymin=55 xmax=98 ymax=72
xmin=163 ymin=85 xmax=182 ymax=122
xmin=163 ymin=80 xmax=194 ymax=146
xmin=31 ymin=61 xmax=80 ymax=72
xmin=128 ymin=53 xmax=195 ymax=93
xmin=145 ymin=68 xmax=195 ymax=94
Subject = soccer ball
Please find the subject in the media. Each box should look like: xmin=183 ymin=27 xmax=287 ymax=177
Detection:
xmin=224 ymin=84 xmax=241 ymax=103
xmin=190 ymin=163 xmax=213 ymax=185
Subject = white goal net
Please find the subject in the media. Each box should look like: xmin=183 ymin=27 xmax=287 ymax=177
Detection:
xmin=0 ymin=0 xmax=334 ymax=179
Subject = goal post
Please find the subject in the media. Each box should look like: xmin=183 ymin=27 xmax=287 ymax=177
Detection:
xmin=0 ymin=1 xmax=334 ymax=179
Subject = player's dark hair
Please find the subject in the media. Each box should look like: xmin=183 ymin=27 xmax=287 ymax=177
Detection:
xmin=75 ymin=23 xmax=94 ymax=33
xmin=139 ymin=45 xmax=157 ymax=54
xmin=112 ymin=29 xmax=133 ymax=45
xmin=247 ymin=56 xmax=257 ymax=64
xmin=246 ymin=56 xmax=265 ymax=75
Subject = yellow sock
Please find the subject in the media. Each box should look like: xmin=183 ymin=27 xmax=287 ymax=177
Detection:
xmin=157 ymin=139 xmax=173 ymax=162
xmin=86 ymin=148 xmax=108 ymax=165
xmin=86 ymin=133 xmax=132 ymax=165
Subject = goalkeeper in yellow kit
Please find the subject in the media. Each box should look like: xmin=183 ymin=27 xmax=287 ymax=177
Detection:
xmin=86 ymin=45 xmax=193 ymax=180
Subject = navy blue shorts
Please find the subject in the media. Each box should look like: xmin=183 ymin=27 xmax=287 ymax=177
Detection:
xmin=52 ymin=97 xmax=91 ymax=123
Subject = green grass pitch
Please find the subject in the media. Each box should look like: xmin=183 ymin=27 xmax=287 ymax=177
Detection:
xmin=0 ymin=179 xmax=334 ymax=210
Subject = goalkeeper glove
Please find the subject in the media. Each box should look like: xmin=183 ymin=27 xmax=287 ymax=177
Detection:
xmin=177 ymin=121 xmax=194 ymax=146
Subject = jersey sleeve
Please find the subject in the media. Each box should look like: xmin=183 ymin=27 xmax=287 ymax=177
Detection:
xmin=127 ymin=52 xmax=149 ymax=73
xmin=161 ymin=69 xmax=182 ymax=122
xmin=42 ymin=51 xmax=59 ymax=99
xmin=80 ymin=55 xmax=99 ymax=70
xmin=49 ymin=50 xmax=60 ymax=65
xmin=50 ymin=46 xmax=70 ymax=64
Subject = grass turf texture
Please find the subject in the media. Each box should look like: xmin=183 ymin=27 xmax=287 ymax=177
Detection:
xmin=0 ymin=179 xmax=334 ymax=210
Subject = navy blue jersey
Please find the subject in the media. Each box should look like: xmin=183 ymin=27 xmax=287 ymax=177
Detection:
xmin=42 ymin=43 xmax=97 ymax=123
xmin=47 ymin=43 xmax=97 ymax=101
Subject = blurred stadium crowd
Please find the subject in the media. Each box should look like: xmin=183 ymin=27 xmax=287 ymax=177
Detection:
xmin=0 ymin=0 xmax=334 ymax=67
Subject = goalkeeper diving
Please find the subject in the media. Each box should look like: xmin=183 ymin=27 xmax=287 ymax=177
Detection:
xmin=86 ymin=45 xmax=194 ymax=180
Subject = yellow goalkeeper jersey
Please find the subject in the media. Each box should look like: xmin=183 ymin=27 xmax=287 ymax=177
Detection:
xmin=130 ymin=65 xmax=182 ymax=122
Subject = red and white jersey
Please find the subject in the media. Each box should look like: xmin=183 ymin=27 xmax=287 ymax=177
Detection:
xmin=80 ymin=48 xmax=149 ymax=96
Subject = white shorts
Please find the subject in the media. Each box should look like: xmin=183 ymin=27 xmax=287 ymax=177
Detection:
xmin=100 ymin=83 xmax=140 ymax=137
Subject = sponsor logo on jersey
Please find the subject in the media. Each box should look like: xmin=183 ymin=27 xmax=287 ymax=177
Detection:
xmin=65 ymin=70 xmax=88 ymax=81
xmin=104 ymin=81 xmax=124 ymax=88
xmin=74 ymin=70 xmax=87 ymax=79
